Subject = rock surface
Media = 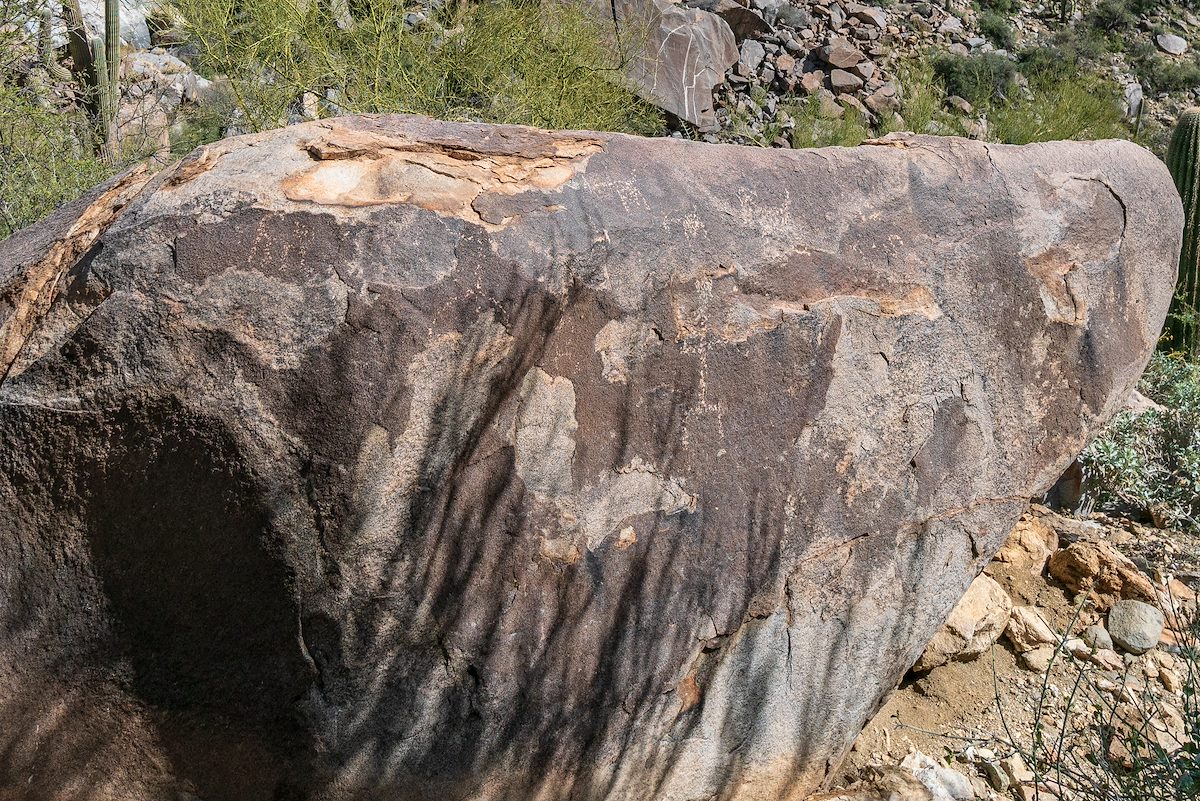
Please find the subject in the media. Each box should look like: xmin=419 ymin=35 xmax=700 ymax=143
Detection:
xmin=604 ymin=0 xmax=738 ymax=129
xmin=0 ymin=116 xmax=1181 ymax=801
xmin=913 ymin=574 xmax=1012 ymax=671
xmin=1107 ymin=599 xmax=1166 ymax=654
xmin=1047 ymin=539 xmax=1158 ymax=610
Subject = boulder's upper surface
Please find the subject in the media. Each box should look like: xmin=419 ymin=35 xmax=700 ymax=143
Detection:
xmin=0 ymin=116 xmax=1181 ymax=801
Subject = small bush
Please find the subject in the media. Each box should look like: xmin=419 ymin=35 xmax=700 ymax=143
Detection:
xmin=787 ymin=98 xmax=872 ymax=149
xmin=1082 ymin=352 xmax=1200 ymax=530
xmin=176 ymin=0 xmax=663 ymax=135
xmin=988 ymin=70 xmax=1127 ymax=144
xmin=979 ymin=11 xmax=1017 ymax=51
xmin=1087 ymin=0 xmax=1139 ymax=33
xmin=1131 ymin=42 xmax=1200 ymax=93
xmin=931 ymin=52 xmax=1018 ymax=106
xmin=980 ymin=0 xmax=1017 ymax=13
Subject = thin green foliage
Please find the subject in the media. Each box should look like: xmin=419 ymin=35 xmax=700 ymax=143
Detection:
xmin=1082 ymin=353 xmax=1200 ymax=530
xmin=999 ymin=600 xmax=1200 ymax=801
xmin=0 ymin=1 xmax=116 ymax=238
xmin=787 ymin=97 xmax=872 ymax=149
xmin=175 ymin=0 xmax=662 ymax=135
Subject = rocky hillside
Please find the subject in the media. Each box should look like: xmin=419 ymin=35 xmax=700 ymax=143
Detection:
xmin=826 ymin=504 xmax=1198 ymax=801
xmin=658 ymin=0 xmax=1200 ymax=153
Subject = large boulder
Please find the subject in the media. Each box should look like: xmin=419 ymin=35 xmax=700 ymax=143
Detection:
xmin=592 ymin=0 xmax=738 ymax=129
xmin=0 ymin=116 xmax=1180 ymax=801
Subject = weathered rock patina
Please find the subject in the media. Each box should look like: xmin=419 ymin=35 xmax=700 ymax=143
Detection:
xmin=0 ymin=116 xmax=1181 ymax=801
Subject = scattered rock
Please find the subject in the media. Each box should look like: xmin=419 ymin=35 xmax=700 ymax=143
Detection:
xmin=1019 ymin=644 xmax=1056 ymax=672
xmin=831 ymin=68 xmax=866 ymax=93
xmin=981 ymin=760 xmax=1009 ymax=792
xmin=900 ymin=752 xmax=974 ymax=801
xmin=1006 ymin=606 xmax=1059 ymax=652
xmin=821 ymin=38 xmax=867 ymax=68
xmin=801 ymin=70 xmax=827 ymax=94
xmin=1048 ymin=540 xmax=1158 ymax=610
xmin=944 ymin=95 xmax=974 ymax=114
xmin=847 ymin=3 xmax=887 ymax=28
xmin=1107 ymin=599 xmax=1165 ymax=654
xmin=1156 ymin=32 xmax=1189 ymax=55
xmin=1081 ymin=623 xmax=1113 ymax=651
xmin=939 ymin=16 xmax=964 ymax=35
xmin=994 ymin=515 xmax=1057 ymax=574
xmin=914 ymin=574 xmax=1012 ymax=671
xmin=1000 ymin=754 xmax=1034 ymax=786
xmin=740 ymin=38 xmax=768 ymax=71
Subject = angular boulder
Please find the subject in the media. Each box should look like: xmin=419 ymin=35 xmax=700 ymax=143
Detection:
xmin=595 ymin=0 xmax=738 ymax=129
xmin=0 ymin=117 xmax=1181 ymax=801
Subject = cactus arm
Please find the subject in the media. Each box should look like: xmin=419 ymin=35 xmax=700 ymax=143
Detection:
xmin=105 ymin=0 xmax=120 ymax=115
xmin=39 ymin=9 xmax=74 ymax=82
xmin=91 ymin=35 xmax=117 ymax=161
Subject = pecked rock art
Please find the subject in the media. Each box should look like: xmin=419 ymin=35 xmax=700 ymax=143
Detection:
xmin=0 ymin=115 xmax=1181 ymax=801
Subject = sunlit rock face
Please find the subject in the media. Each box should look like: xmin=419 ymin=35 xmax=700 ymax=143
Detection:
xmin=0 ymin=116 xmax=1180 ymax=801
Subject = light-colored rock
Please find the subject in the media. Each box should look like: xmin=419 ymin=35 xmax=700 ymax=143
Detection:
xmin=847 ymin=3 xmax=887 ymax=27
xmin=740 ymin=38 xmax=767 ymax=71
xmin=0 ymin=118 xmax=1181 ymax=801
xmin=1048 ymin=541 xmax=1157 ymax=610
xmin=1156 ymin=33 xmax=1189 ymax=55
xmin=994 ymin=515 xmax=1057 ymax=574
xmin=1107 ymin=599 xmax=1165 ymax=654
xmin=901 ymin=752 xmax=974 ymax=801
xmin=1019 ymin=644 xmax=1056 ymax=672
xmin=914 ymin=574 xmax=1012 ymax=671
xmin=939 ymin=16 xmax=964 ymax=35
xmin=1087 ymin=648 xmax=1125 ymax=670
xmin=1082 ymin=623 xmax=1113 ymax=651
xmin=820 ymin=38 xmax=867 ymax=68
xmin=1001 ymin=754 xmax=1035 ymax=785
xmin=78 ymin=0 xmax=152 ymax=49
xmin=1006 ymin=606 xmax=1059 ymax=652
xmin=831 ymin=68 xmax=865 ymax=93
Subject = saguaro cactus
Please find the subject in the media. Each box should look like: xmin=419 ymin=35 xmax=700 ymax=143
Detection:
xmin=61 ymin=0 xmax=121 ymax=160
xmin=1166 ymin=108 xmax=1200 ymax=357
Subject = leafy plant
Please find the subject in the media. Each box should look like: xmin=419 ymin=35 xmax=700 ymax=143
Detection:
xmin=979 ymin=10 xmax=1016 ymax=51
xmin=0 ymin=1 xmax=117 ymax=237
xmin=988 ymin=69 xmax=1126 ymax=144
xmin=1130 ymin=42 xmax=1200 ymax=93
xmin=787 ymin=97 xmax=872 ymax=149
xmin=1082 ymin=353 xmax=1200 ymax=530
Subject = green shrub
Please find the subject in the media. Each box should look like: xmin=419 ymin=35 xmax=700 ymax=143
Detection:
xmin=1087 ymin=0 xmax=1139 ymax=33
xmin=988 ymin=70 xmax=1127 ymax=144
xmin=978 ymin=11 xmax=1016 ymax=51
xmin=1131 ymin=42 xmax=1200 ymax=93
xmin=931 ymin=52 xmax=1017 ymax=105
xmin=0 ymin=1 xmax=116 ymax=238
xmin=979 ymin=0 xmax=1016 ymax=13
xmin=176 ymin=0 xmax=662 ymax=135
xmin=787 ymin=97 xmax=872 ymax=149
xmin=1082 ymin=353 xmax=1200 ymax=530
